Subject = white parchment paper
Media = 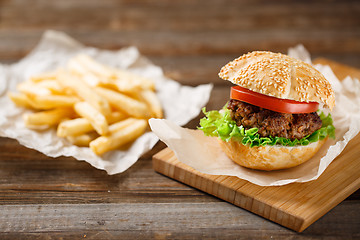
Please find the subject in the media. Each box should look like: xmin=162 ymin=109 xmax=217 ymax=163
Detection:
xmin=0 ymin=30 xmax=212 ymax=174
xmin=149 ymin=45 xmax=360 ymax=186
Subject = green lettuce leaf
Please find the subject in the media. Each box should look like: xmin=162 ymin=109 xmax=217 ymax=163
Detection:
xmin=198 ymin=107 xmax=335 ymax=147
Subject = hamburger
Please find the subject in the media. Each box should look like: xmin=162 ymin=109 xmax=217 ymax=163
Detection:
xmin=199 ymin=51 xmax=335 ymax=171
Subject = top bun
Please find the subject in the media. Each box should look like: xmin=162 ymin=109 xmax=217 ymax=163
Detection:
xmin=219 ymin=51 xmax=335 ymax=110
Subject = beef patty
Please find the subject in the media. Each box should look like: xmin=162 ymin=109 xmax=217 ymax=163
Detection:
xmin=227 ymin=99 xmax=322 ymax=140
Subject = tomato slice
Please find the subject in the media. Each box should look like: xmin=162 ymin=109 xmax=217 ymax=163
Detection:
xmin=230 ymin=86 xmax=319 ymax=113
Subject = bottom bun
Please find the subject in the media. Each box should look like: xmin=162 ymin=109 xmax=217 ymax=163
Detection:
xmin=218 ymin=138 xmax=326 ymax=171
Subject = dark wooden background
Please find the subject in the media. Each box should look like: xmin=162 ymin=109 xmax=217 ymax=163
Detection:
xmin=0 ymin=0 xmax=359 ymax=239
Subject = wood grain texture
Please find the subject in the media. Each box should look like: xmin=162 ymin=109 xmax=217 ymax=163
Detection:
xmin=1 ymin=201 xmax=358 ymax=239
xmin=153 ymin=141 xmax=360 ymax=232
xmin=0 ymin=0 xmax=360 ymax=238
xmin=0 ymin=0 xmax=359 ymax=72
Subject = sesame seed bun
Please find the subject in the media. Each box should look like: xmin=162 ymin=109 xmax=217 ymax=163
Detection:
xmin=218 ymin=138 xmax=327 ymax=171
xmin=218 ymin=51 xmax=335 ymax=110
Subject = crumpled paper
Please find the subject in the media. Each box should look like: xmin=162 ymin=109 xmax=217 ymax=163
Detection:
xmin=149 ymin=45 xmax=360 ymax=186
xmin=0 ymin=30 xmax=212 ymax=174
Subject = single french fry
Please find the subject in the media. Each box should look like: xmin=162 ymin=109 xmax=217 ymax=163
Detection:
xmin=17 ymin=81 xmax=52 ymax=96
xmin=23 ymin=108 xmax=74 ymax=127
xmin=58 ymin=71 xmax=111 ymax=116
xmin=66 ymin=132 xmax=98 ymax=147
xmin=74 ymin=102 xmax=108 ymax=135
xmin=75 ymin=54 xmax=114 ymax=78
xmin=26 ymin=94 xmax=79 ymax=110
xmin=137 ymin=90 xmax=163 ymax=118
xmin=108 ymin=118 xmax=138 ymax=132
xmin=18 ymin=79 xmax=64 ymax=95
xmin=8 ymin=92 xmax=33 ymax=108
xmin=57 ymin=118 xmax=93 ymax=137
xmin=30 ymin=71 xmax=57 ymax=82
xmin=95 ymin=87 xmax=150 ymax=118
xmin=90 ymin=119 xmax=147 ymax=155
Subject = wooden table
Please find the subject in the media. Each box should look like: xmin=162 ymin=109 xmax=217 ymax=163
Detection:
xmin=0 ymin=1 xmax=359 ymax=239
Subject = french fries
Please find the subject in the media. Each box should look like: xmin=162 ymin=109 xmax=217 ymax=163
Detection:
xmin=90 ymin=119 xmax=147 ymax=155
xmin=8 ymin=54 xmax=163 ymax=155
xmin=95 ymin=86 xmax=150 ymax=118
xmin=113 ymin=69 xmax=155 ymax=91
xmin=58 ymin=71 xmax=111 ymax=116
xmin=75 ymin=54 xmax=115 ymax=79
xmin=57 ymin=111 xmax=126 ymax=137
xmin=57 ymin=118 xmax=94 ymax=137
xmin=74 ymin=101 xmax=109 ymax=135
xmin=17 ymin=81 xmax=52 ymax=96
xmin=27 ymin=94 xmax=79 ymax=110
xmin=67 ymin=132 xmax=99 ymax=147
xmin=30 ymin=71 xmax=57 ymax=82
xmin=8 ymin=92 xmax=33 ymax=108
xmin=24 ymin=107 xmax=75 ymax=129
xmin=135 ymin=90 xmax=163 ymax=118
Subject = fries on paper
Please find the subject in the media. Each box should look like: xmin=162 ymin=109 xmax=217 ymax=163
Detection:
xmin=8 ymin=54 xmax=163 ymax=155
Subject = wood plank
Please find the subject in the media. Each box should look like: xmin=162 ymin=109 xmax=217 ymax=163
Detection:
xmin=0 ymin=29 xmax=358 ymax=58
xmin=0 ymin=1 xmax=359 ymax=65
xmin=153 ymin=135 xmax=360 ymax=232
xmin=0 ymin=201 xmax=359 ymax=238
xmin=152 ymin=59 xmax=360 ymax=232
xmin=0 ymin=138 xmax=217 ymax=205
xmin=1 ymin=1 xmax=358 ymax=31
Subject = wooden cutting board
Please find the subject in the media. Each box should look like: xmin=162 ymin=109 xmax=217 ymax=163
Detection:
xmin=152 ymin=59 xmax=360 ymax=232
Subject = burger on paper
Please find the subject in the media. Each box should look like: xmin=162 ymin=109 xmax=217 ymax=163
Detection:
xmin=199 ymin=51 xmax=335 ymax=171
